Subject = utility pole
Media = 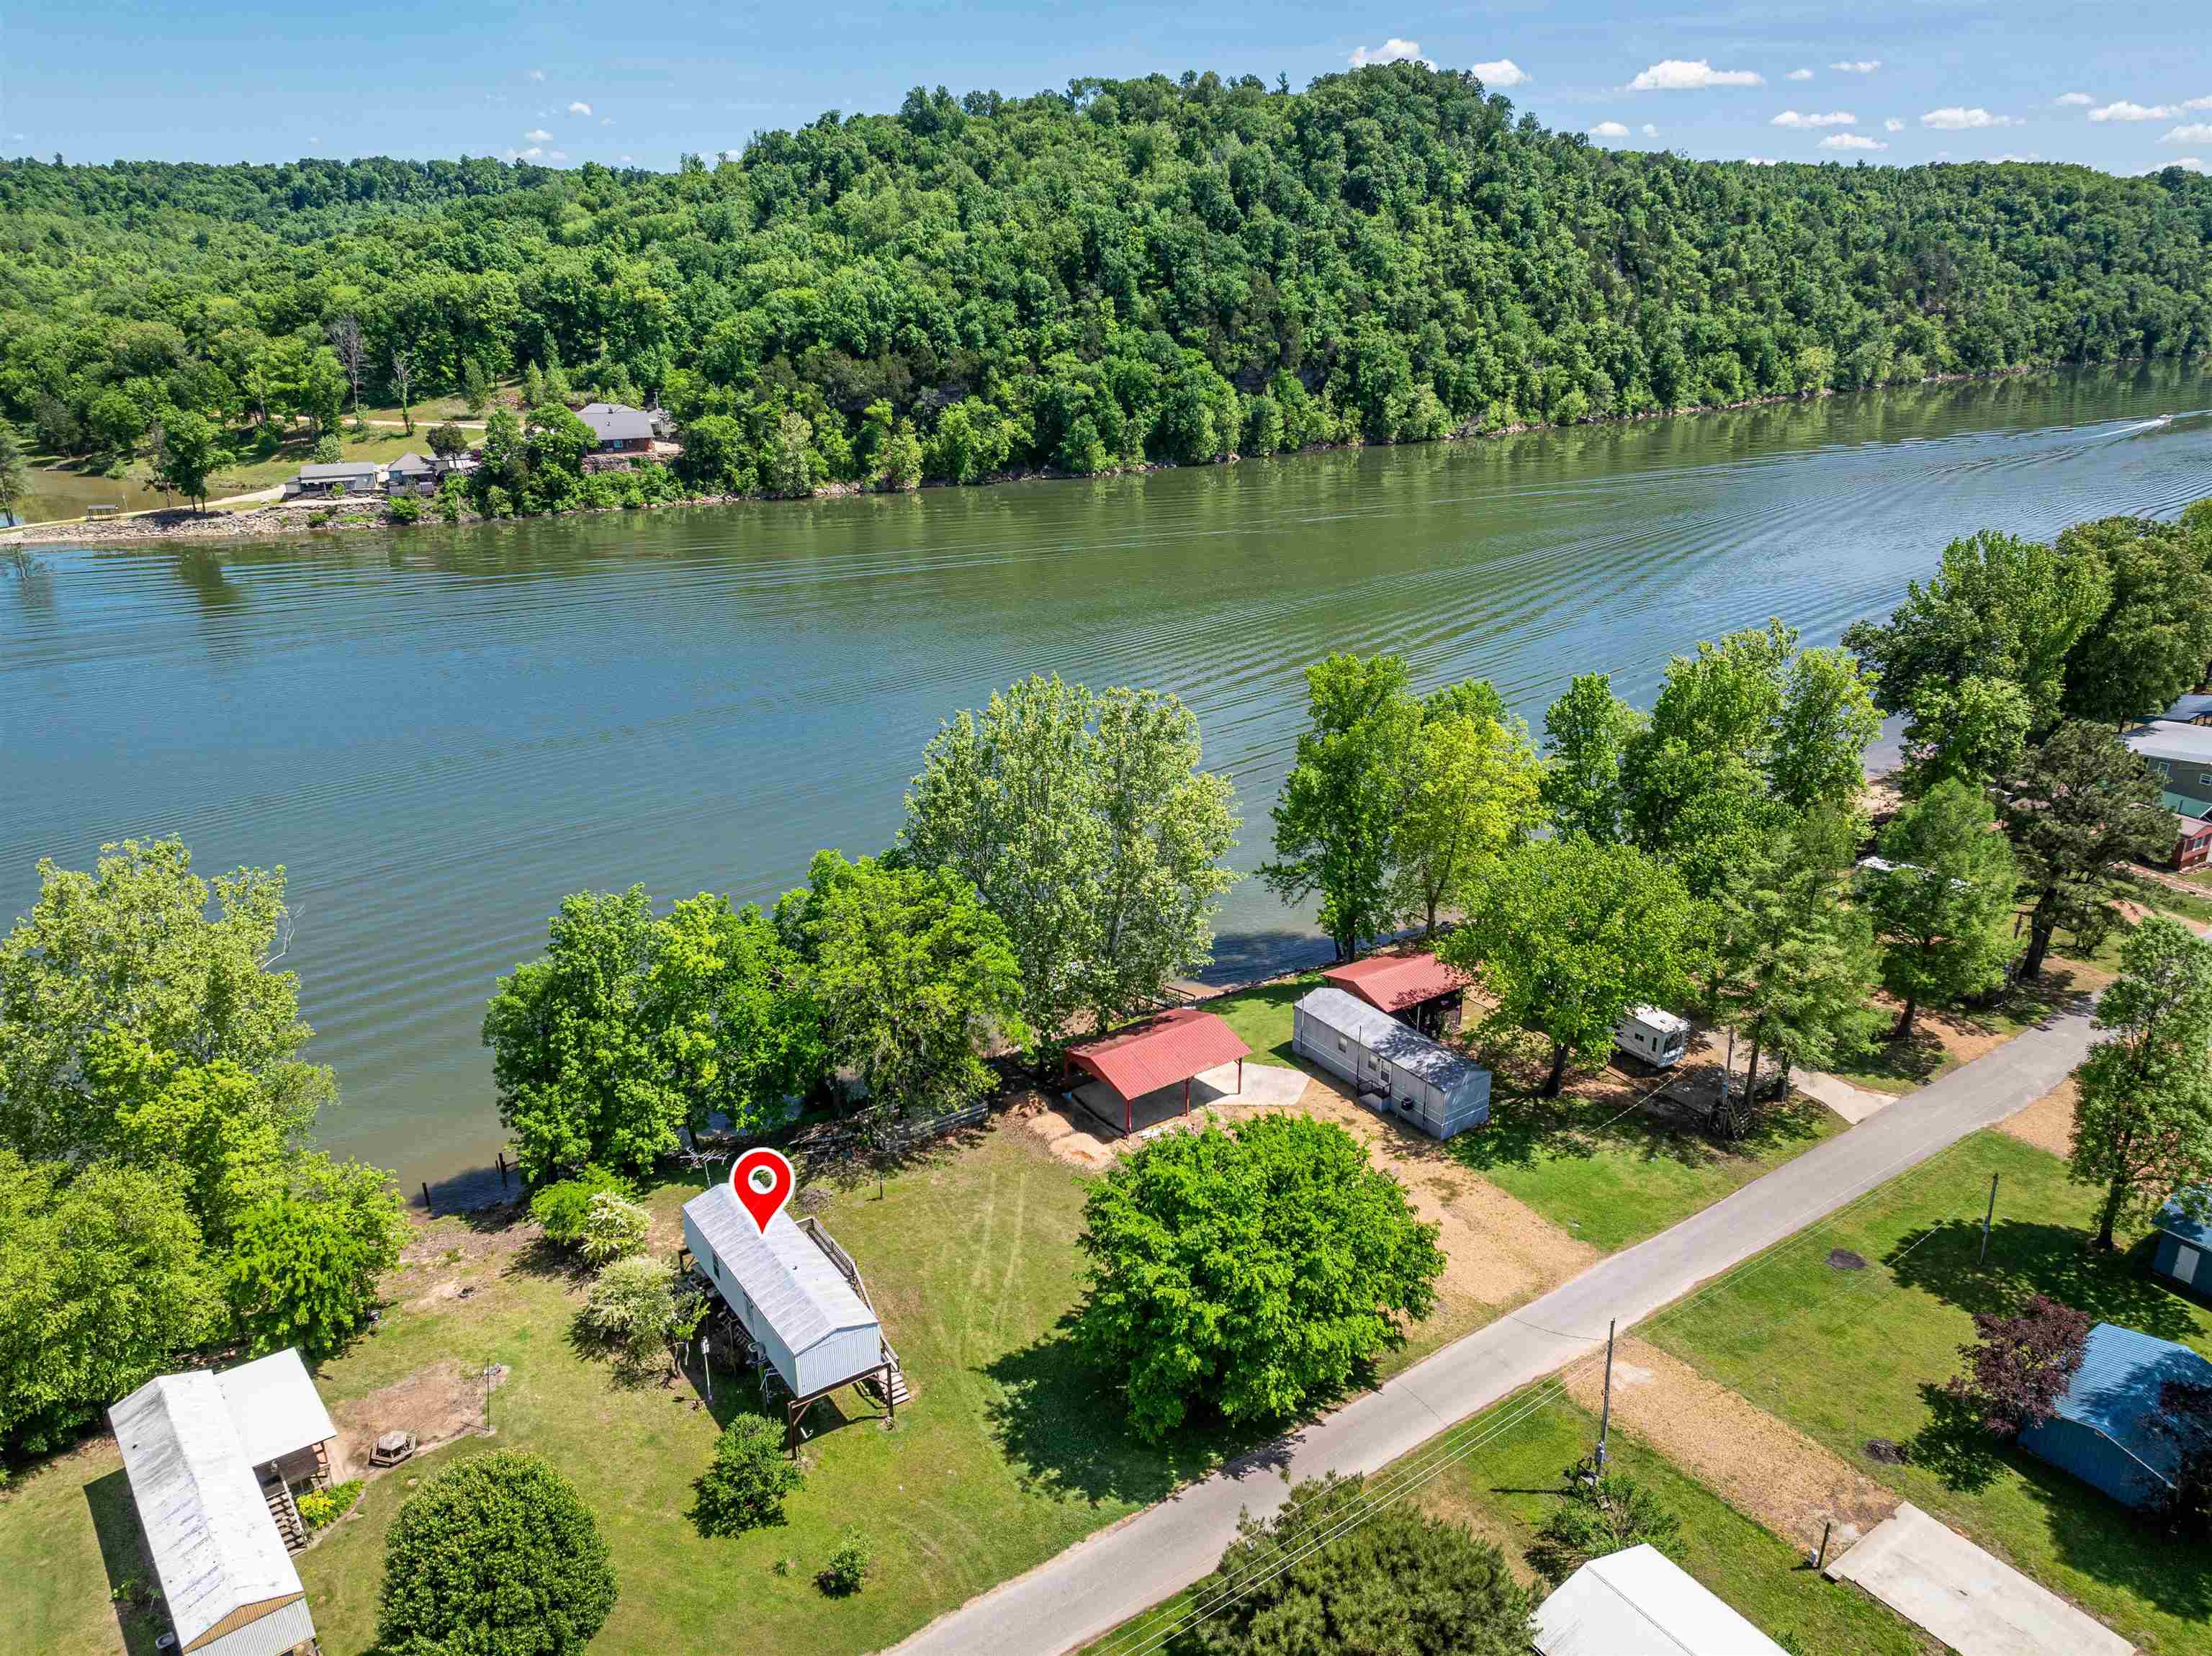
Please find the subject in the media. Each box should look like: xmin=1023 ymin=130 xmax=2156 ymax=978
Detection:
xmin=1596 ymin=1318 xmax=1617 ymax=1475
xmin=1979 ymin=1173 xmax=1999 ymax=1266
xmin=484 ymin=1356 xmax=493 ymax=1433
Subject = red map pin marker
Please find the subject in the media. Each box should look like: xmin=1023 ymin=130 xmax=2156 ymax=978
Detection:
xmin=730 ymin=1148 xmax=795 ymax=1234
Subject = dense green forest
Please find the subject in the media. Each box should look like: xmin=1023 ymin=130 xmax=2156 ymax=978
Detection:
xmin=4 ymin=61 xmax=2211 ymax=494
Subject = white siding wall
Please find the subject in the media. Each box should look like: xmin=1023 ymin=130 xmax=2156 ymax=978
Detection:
xmin=684 ymin=1210 xmax=801 ymax=1390
xmin=793 ymin=1326 xmax=886 ymax=1398
xmin=683 ymin=1210 xmax=883 ymax=1398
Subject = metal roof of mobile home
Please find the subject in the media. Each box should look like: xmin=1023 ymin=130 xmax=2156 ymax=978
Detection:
xmin=1064 ymin=1007 xmax=1251 ymax=1102
xmin=214 ymin=1348 xmax=338 ymax=1470
xmin=683 ymin=1184 xmax=877 ymax=1354
xmin=109 ymin=1372 xmax=307 ymax=1652
xmin=1533 ymin=1543 xmax=1786 ymax=1655
xmin=2046 ymin=1321 xmax=2212 ymax=1485
xmin=2127 ymin=721 xmax=2212 ymax=765
xmin=1295 ymin=986 xmax=1486 ymax=1090
xmin=1318 ymin=950 xmax=1472 ymax=1013
xmin=2157 ymin=1189 xmax=2212 ymax=1249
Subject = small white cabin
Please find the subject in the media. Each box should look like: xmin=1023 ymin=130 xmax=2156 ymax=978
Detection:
xmin=1292 ymin=985 xmax=1490 ymax=1138
xmin=683 ymin=1184 xmax=887 ymax=1403
xmin=1614 ymin=1005 xmax=1689 ymax=1069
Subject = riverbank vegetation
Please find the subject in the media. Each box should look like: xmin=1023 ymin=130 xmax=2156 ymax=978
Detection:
xmin=5 ymin=62 xmax=2211 ymax=513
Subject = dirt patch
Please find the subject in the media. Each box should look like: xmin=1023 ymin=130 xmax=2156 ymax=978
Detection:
xmin=1827 ymin=1248 xmax=1869 ymax=1271
xmin=328 ymin=1360 xmax=508 ymax=1480
xmin=1560 ymin=1337 xmax=1899 ymax=1553
xmin=2001 ymin=1077 xmax=2078 ymax=1157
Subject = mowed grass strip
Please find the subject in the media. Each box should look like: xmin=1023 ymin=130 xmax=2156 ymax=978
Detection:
xmin=1642 ymin=1129 xmax=2212 ymax=1656
xmin=1079 ymin=1387 xmax=1928 ymax=1656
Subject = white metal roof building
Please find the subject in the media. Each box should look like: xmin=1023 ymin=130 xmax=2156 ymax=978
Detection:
xmin=1292 ymin=984 xmax=1490 ymax=1138
xmin=683 ymin=1184 xmax=887 ymax=1403
xmin=109 ymin=1353 xmax=334 ymax=1656
xmin=1534 ymin=1544 xmax=1788 ymax=1655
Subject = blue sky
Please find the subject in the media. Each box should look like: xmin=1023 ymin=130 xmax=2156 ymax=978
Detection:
xmin=1 ymin=1 xmax=2206 ymax=175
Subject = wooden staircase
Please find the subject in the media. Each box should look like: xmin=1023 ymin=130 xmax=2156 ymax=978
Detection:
xmin=866 ymin=1341 xmax=912 ymax=1409
xmin=260 ymin=1475 xmax=305 ymax=1552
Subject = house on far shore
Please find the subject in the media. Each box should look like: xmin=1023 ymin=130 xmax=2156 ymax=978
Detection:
xmin=385 ymin=451 xmax=439 ymax=496
xmin=1318 ymin=950 xmax=1470 ymax=1038
xmin=284 ymin=460 xmax=382 ymax=499
xmin=1533 ymin=1542 xmax=1787 ymax=1655
xmin=2018 ymin=1321 xmax=2212 ymax=1511
xmin=109 ymin=1348 xmax=339 ymax=1656
xmin=577 ymin=402 xmax=680 ymax=472
xmin=2152 ymin=1191 xmax=2211 ymax=1294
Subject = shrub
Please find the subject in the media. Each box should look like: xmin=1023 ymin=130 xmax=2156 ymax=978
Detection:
xmin=298 ymin=1478 xmax=363 ymax=1532
xmin=529 ymin=1168 xmax=630 ymax=1247
xmin=225 ymin=1164 xmax=408 ymax=1359
xmin=376 ymin=1450 xmax=616 ymax=1656
xmin=1946 ymin=1293 xmax=2092 ymax=1436
xmin=577 ymin=1191 xmax=652 ymax=1264
xmin=1529 ymin=1470 xmax=1684 ymax=1585
xmin=691 ymin=1414 xmax=804 ymax=1536
xmin=310 ymin=433 xmax=341 ymax=464
xmin=386 ymin=495 xmax=422 ymax=524
xmin=577 ymin=1254 xmax=679 ymax=1362
xmin=816 ymin=1526 xmax=873 ymax=1596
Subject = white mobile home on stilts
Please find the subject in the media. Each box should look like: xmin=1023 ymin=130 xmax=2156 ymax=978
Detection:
xmin=1292 ymin=984 xmax=1491 ymax=1138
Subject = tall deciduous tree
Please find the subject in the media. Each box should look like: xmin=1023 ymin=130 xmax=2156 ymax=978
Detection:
xmin=904 ymin=674 xmax=1238 ymax=1043
xmin=1540 ymin=673 xmax=1642 ymax=845
xmin=390 ymin=346 xmax=416 ymax=434
xmin=650 ymin=894 xmax=822 ymax=1140
xmin=150 ymin=408 xmax=220 ymax=511
xmin=326 ymin=315 xmax=367 ymax=426
xmin=225 ymin=1158 xmax=407 ymax=1357
xmin=1395 ymin=700 xmax=1545 ymax=936
xmin=2057 ymin=514 xmax=2212 ymax=727
xmin=1171 ymin=1472 xmax=1533 ymax=1656
xmin=1863 ymin=779 xmax=2019 ymax=1037
xmin=776 ymin=850 xmax=1027 ymax=1123
xmin=1263 ymin=654 xmax=1421 ymax=961
xmin=1770 ymin=644 xmax=1884 ymax=814
xmin=1842 ymin=528 xmax=2110 ymax=734
xmin=1074 ymin=1114 xmax=1443 ymax=1441
xmin=2069 ymin=916 xmax=2212 ymax=1249
xmin=1442 ymin=838 xmax=1694 ymax=1097
xmin=1996 ymin=721 xmax=2170 ymax=980
xmin=1899 ymin=673 xmax=2033 ymax=797
xmin=1946 ymin=1294 xmax=2092 ymax=1436
xmin=0 ymin=415 xmax=29 ymax=523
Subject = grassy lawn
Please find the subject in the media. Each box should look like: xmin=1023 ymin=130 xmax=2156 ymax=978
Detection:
xmin=0 ymin=1122 xmax=1262 ymax=1656
xmin=1084 ymin=1388 xmax=1928 ymax=1656
xmin=1642 ymin=1130 xmax=2212 ymax=1656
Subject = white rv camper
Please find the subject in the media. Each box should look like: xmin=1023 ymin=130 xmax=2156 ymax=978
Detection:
xmin=1614 ymin=1006 xmax=1689 ymax=1069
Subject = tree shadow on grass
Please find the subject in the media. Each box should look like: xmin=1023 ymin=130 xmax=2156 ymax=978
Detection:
xmin=2024 ymin=1447 xmax=2212 ymax=1626
xmin=1843 ymin=1026 xmax=1954 ymax=1090
xmin=1884 ymin=1220 xmax=2204 ymax=1343
xmin=1905 ymin=1383 xmax=2008 ymax=1495
xmin=981 ymin=1315 xmax=1299 ymax=1510
xmin=1449 ymin=1076 xmax=1829 ymax=1180
xmin=83 ymin=1469 xmax=163 ymax=1656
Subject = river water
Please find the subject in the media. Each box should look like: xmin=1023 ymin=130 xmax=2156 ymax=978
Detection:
xmin=8 ymin=364 xmax=2211 ymax=1191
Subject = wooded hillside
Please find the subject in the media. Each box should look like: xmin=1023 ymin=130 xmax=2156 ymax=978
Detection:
xmin=4 ymin=62 xmax=2209 ymax=488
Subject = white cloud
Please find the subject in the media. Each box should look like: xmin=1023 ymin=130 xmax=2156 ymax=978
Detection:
xmin=1745 ymin=156 xmax=1780 ymax=166
xmin=567 ymin=101 xmax=592 ymax=116
xmin=524 ymin=128 xmax=552 ymax=142
xmin=1588 ymin=121 xmax=1631 ymax=138
xmin=1787 ymin=68 xmax=1814 ymax=81
xmin=600 ymin=117 xmax=613 ymax=127
xmin=2163 ymin=123 xmax=2212 ymax=143
xmin=2174 ymin=157 xmax=2205 ymax=172
xmin=1990 ymin=153 xmax=2042 ymax=163
xmin=1831 ymin=60 xmax=1881 ymax=73
xmin=1884 ymin=117 xmax=1905 ymax=132
xmin=2091 ymin=100 xmax=2172 ymax=122
xmin=1629 ymin=59 xmax=1763 ymax=91
xmin=1641 ymin=123 xmax=1659 ymax=138
xmin=1771 ymin=109 xmax=1856 ymax=127
xmin=2055 ymin=91 xmax=2094 ymax=107
xmin=620 ymin=154 xmax=635 ymax=166
xmin=1470 ymin=58 xmax=1528 ymax=88
xmin=2185 ymin=95 xmax=2212 ymax=112
xmin=507 ymin=146 xmax=545 ymax=161
xmin=1349 ymin=38 xmax=1426 ymax=68
xmin=1821 ymin=132 xmax=1887 ymax=150
xmin=1922 ymin=107 xmax=2013 ymax=130
xmin=528 ymin=68 xmax=545 ymax=82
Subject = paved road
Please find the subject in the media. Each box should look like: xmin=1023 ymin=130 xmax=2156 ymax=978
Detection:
xmin=888 ymin=1007 xmax=2098 ymax=1656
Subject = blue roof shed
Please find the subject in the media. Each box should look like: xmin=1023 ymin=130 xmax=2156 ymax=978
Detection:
xmin=2017 ymin=1323 xmax=2212 ymax=1509
xmin=2154 ymin=1190 xmax=2212 ymax=1294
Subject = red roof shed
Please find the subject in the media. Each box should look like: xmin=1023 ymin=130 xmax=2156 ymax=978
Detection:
xmin=1318 ymin=951 xmax=1471 ymax=1015
xmin=1063 ymin=1008 xmax=1252 ymax=1133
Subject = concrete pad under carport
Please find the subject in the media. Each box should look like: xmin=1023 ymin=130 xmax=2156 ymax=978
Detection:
xmin=1069 ymin=1060 xmax=1308 ymax=1138
xmin=1825 ymin=1502 xmax=2131 ymax=1656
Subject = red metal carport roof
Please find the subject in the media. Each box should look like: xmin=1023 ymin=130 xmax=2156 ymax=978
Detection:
xmin=1318 ymin=951 xmax=1471 ymax=1014
xmin=1064 ymin=1007 xmax=1251 ymax=1102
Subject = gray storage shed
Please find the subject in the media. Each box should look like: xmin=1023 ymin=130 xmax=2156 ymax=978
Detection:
xmin=2152 ymin=1189 xmax=2211 ymax=1294
xmin=1292 ymin=984 xmax=1490 ymax=1138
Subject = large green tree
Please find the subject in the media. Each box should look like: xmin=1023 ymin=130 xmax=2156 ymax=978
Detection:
xmin=1169 ymin=1472 xmax=1533 ymax=1656
xmin=2069 ymin=917 xmax=2212 ymax=1250
xmin=1394 ymin=693 xmax=1545 ymax=936
xmin=1539 ymin=674 xmax=1642 ymax=843
xmin=1263 ymin=653 xmax=1422 ymax=961
xmin=1864 ymin=780 xmax=2020 ymax=1037
xmin=0 ymin=415 xmax=28 ymax=522
xmin=377 ymin=1451 xmax=618 ymax=1656
xmin=1074 ymin=1113 xmax=1443 ymax=1441
xmin=150 ymin=408 xmax=220 ymax=510
xmin=1995 ymin=721 xmax=2171 ymax=979
xmin=904 ymin=674 xmax=1239 ymax=1044
xmin=1442 ymin=837 xmax=1694 ymax=1097
xmin=776 ymin=850 xmax=1027 ymax=1122
xmin=225 ymin=1158 xmax=407 ymax=1357
xmin=2057 ymin=513 xmax=2212 ymax=727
